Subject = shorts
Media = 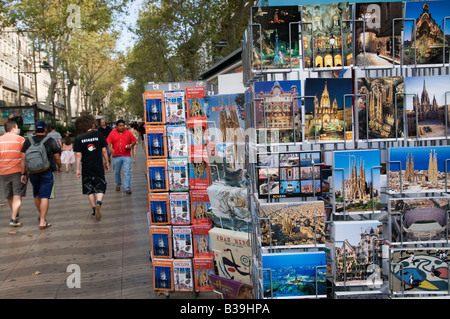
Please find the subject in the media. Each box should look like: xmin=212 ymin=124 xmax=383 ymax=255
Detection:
xmin=1 ymin=172 xmax=27 ymax=199
xmin=28 ymin=170 xmax=54 ymax=199
xmin=82 ymin=175 xmax=107 ymax=195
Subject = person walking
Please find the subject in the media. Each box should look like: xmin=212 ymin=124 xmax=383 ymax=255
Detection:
xmin=20 ymin=121 xmax=62 ymax=229
xmin=0 ymin=119 xmax=26 ymax=227
xmin=106 ymin=119 xmax=136 ymax=194
xmin=61 ymin=135 xmax=75 ymax=173
xmin=47 ymin=123 xmax=62 ymax=150
xmin=98 ymin=119 xmax=112 ymax=164
xmin=128 ymin=123 xmax=140 ymax=163
xmin=74 ymin=113 xmax=109 ymax=220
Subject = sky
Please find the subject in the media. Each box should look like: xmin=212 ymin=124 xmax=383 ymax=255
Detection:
xmin=115 ymin=0 xmax=144 ymax=54
xmin=334 ymin=220 xmax=382 ymax=246
xmin=404 ymin=0 xmax=450 ymax=42
xmin=333 ymin=149 xmax=381 ymax=190
xmin=404 ymin=75 xmax=450 ymax=110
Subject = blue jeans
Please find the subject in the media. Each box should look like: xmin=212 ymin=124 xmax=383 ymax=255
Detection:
xmin=112 ymin=156 xmax=132 ymax=191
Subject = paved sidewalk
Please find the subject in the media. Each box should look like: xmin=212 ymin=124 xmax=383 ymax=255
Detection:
xmin=0 ymin=144 xmax=213 ymax=299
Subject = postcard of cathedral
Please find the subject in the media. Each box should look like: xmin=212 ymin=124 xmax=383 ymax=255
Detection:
xmin=145 ymin=125 xmax=167 ymax=159
xmin=253 ymin=80 xmax=302 ymax=145
xmin=150 ymin=225 xmax=172 ymax=259
xmin=333 ymin=149 xmax=381 ymax=214
xmin=332 ymin=220 xmax=383 ymax=287
xmin=403 ymin=1 xmax=450 ymax=66
xmin=304 ymin=78 xmax=353 ymax=142
xmin=143 ymin=91 xmax=165 ymax=125
xmin=354 ymin=2 xmax=402 ymax=67
xmin=388 ymin=146 xmax=450 ymax=194
xmin=251 ymin=6 xmax=300 ymax=71
xmin=389 ymin=247 xmax=450 ymax=295
xmin=148 ymin=193 xmax=171 ymax=225
xmin=404 ymin=75 xmax=450 ymax=139
xmin=262 ymin=251 xmax=327 ymax=298
xmin=301 ymin=2 xmax=353 ymax=69
xmin=147 ymin=159 xmax=169 ymax=192
xmin=258 ymin=200 xmax=326 ymax=248
xmin=153 ymin=258 xmax=173 ymax=291
xmin=357 ymin=76 xmax=404 ymax=140
xmin=389 ymin=197 xmax=450 ymax=244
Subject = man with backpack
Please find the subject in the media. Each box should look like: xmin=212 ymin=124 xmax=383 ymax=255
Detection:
xmin=20 ymin=121 xmax=62 ymax=229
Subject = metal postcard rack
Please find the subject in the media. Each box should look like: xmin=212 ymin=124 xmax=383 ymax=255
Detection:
xmin=242 ymin=1 xmax=450 ymax=299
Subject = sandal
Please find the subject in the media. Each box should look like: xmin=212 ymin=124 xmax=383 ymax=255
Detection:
xmin=39 ymin=222 xmax=52 ymax=230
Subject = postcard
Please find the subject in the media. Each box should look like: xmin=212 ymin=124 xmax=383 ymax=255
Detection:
xmin=190 ymin=190 xmax=212 ymax=225
xmin=254 ymin=80 xmax=301 ymax=144
xmin=332 ymin=220 xmax=383 ymax=286
xmin=153 ymin=258 xmax=173 ymax=291
xmin=169 ymin=192 xmax=190 ymax=225
xmin=209 ymin=275 xmax=254 ymax=299
xmin=192 ymin=223 xmax=213 ymax=258
xmin=145 ymin=125 xmax=167 ymax=158
xmin=173 ymin=259 xmax=194 ymax=292
xmin=189 ymin=155 xmax=210 ymax=190
xmin=143 ymin=91 xmax=165 ymax=125
xmin=301 ymin=2 xmax=353 ymax=69
xmin=390 ymin=248 xmax=449 ymax=294
xmin=209 ymin=227 xmax=252 ymax=285
xmin=147 ymin=159 xmax=169 ymax=192
xmin=150 ymin=225 xmax=172 ymax=259
xmin=164 ymin=90 xmax=186 ymax=123
xmin=404 ymin=75 xmax=450 ymax=139
xmin=259 ymin=201 xmax=326 ymax=247
xmin=193 ymin=258 xmax=215 ymax=292
xmin=333 ymin=149 xmax=381 ymax=213
xmin=357 ymin=76 xmax=404 ymax=140
xmin=168 ymin=158 xmax=189 ymax=191
xmin=207 ymin=184 xmax=251 ymax=232
xmin=148 ymin=193 xmax=170 ymax=225
xmin=251 ymin=6 xmax=300 ymax=70
xmin=262 ymin=251 xmax=327 ymax=298
xmin=187 ymin=120 xmax=207 ymax=157
xmin=354 ymin=2 xmax=403 ymax=67
xmin=388 ymin=146 xmax=450 ymax=193
xmin=390 ymin=197 xmax=450 ymax=243
xmin=173 ymin=226 xmax=194 ymax=259
xmin=167 ymin=124 xmax=188 ymax=158
xmin=403 ymin=1 xmax=450 ymax=66
xmin=304 ymin=78 xmax=353 ymax=141
xmin=186 ymin=86 xmax=206 ymax=122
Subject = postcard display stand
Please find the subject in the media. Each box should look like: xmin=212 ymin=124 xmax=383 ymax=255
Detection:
xmin=144 ymin=86 xmax=255 ymax=298
xmin=242 ymin=2 xmax=450 ymax=299
xmin=145 ymin=88 xmax=214 ymax=297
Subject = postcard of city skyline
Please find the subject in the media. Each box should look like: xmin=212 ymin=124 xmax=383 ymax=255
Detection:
xmin=333 ymin=149 xmax=381 ymax=191
xmin=389 ymin=146 xmax=450 ymax=173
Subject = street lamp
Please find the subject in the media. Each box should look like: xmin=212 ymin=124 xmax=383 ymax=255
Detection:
xmin=329 ymin=35 xmax=336 ymax=67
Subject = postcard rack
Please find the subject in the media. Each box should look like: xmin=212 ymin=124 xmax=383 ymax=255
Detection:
xmin=242 ymin=1 xmax=450 ymax=299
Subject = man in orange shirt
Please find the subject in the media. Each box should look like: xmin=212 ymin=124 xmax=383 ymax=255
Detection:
xmin=106 ymin=119 xmax=136 ymax=194
xmin=0 ymin=120 xmax=26 ymax=226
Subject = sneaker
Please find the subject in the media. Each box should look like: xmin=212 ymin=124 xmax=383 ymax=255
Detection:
xmin=9 ymin=219 xmax=22 ymax=227
xmin=95 ymin=204 xmax=102 ymax=221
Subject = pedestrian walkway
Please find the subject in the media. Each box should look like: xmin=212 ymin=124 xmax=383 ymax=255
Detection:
xmin=0 ymin=143 xmax=213 ymax=299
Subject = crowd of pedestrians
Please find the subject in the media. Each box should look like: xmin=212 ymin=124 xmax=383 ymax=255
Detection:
xmin=0 ymin=116 xmax=145 ymax=229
